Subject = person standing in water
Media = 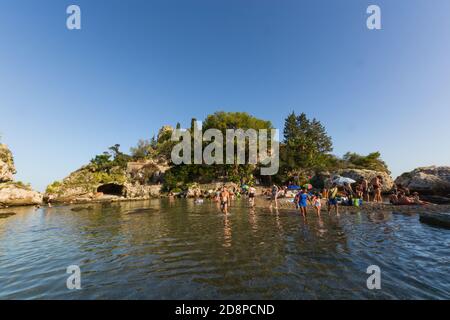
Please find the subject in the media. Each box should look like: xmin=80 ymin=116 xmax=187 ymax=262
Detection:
xmin=360 ymin=177 xmax=370 ymax=202
xmin=371 ymin=176 xmax=383 ymax=203
xmin=311 ymin=192 xmax=322 ymax=216
xmin=322 ymin=187 xmax=328 ymax=200
xmin=343 ymin=182 xmax=354 ymax=205
xmin=269 ymin=184 xmax=279 ymax=209
xmin=327 ymin=183 xmax=339 ymax=215
xmin=220 ymin=186 xmax=230 ymax=214
xmin=298 ymin=188 xmax=309 ymax=218
xmin=294 ymin=191 xmax=301 ymax=209
xmin=248 ymin=185 xmax=256 ymax=208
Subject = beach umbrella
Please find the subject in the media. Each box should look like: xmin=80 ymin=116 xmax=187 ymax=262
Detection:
xmin=332 ymin=176 xmax=356 ymax=186
xmin=287 ymin=185 xmax=301 ymax=190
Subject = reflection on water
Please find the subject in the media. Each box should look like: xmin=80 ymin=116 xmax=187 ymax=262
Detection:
xmin=0 ymin=199 xmax=449 ymax=299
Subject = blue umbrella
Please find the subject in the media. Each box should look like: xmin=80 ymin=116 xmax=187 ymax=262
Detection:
xmin=287 ymin=185 xmax=301 ymax=190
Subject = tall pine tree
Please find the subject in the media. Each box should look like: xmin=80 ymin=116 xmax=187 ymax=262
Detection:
xmin=281 ymin=112 xmax=333 ymax=177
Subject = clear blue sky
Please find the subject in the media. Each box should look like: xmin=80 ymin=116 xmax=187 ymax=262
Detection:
xmin=1 ymin=0 xmax=449 ymax=191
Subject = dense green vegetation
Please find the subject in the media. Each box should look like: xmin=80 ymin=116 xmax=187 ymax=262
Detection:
xmin=0 ymin=143 xmax=15 ymax=169
xmin=163 ymin=112 xmax=273 ymax=190
xmin=276 ymin=112 xmax=390 ymax=184
xmin=45 ymin=144 xmax=130 ymax=195
xmin=340 ymin=152 xmax=390 ymax=174
xmin=278 ymin=112 xmax=334 ymax=183
xmin=89 ymin=144 xmax=132 ymax=172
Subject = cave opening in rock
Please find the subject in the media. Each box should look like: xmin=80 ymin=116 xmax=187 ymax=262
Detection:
xmin=97 ymin=183 xmax=124 ymax=196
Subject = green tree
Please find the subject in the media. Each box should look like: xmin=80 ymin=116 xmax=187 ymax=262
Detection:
xmin=281 ymin=112 xmax=333 ymax=177
xmin=90 ymin=144 xmax=131 ymax=172
xmin=163 ymin=111 xmax=273 ymax=190
xmin=130 ymin=139 xmax=155 ymax=160
xmin=342 ymin=152 xmax=390 ymax=174
xmin=203 ymin=111 xmax=272 ymax=132
xmin=203 ymin=111 xmax=273 ymax=182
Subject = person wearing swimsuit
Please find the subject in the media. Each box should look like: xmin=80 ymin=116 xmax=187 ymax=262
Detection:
xmin=269 ymin=185 xmax=279 ymax=209
xmin=327 ymin=183 xmax=339 ymax=215
xmin=220 ymin=187 xmax=230 ymax=214
xmin=371 ymin=176 xmax=383 ymax=203
xmin=360 ymin=177 xmax=369 ymax=202
xmin=248 ymin=186 xmax=256 ymax=208
xmin=311 ymin=192 xmax=322 ymax=216
xmin=299 ymin=188 xmax=309 ymax=218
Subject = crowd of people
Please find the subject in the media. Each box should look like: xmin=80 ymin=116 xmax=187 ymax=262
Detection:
xmin=260 ymin=175 xmax=430 ymax=217
xmin=389 ymin=186 xmax=430 ymax=205
xmin=179 ymin=175 xmax=430 ymax=216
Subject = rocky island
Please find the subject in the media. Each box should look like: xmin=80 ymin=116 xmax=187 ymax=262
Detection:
xmin=395 ymin=166 xmax=450 ymax=204
xmin=0 ymin=144 xmax=42 ymax=207
xmin=2 ymin=112 xmax=449 ymax=212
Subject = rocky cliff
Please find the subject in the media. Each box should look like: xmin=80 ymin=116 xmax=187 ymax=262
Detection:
xmin=45 ymin=159 xmax=169 ymax=203
xmin=396 ymin=166 xmax=450 ymax=195
xmin=0 ymin=144 xmax=43 ymax=207
xmin=0 ymin=144 xmax=16 ymax=182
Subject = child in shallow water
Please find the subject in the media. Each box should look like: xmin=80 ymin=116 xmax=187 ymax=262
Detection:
xmin=294 ymin=192 xmax=300 ymax=209
xmin=311 ymin=192 xmax=322 ymax=216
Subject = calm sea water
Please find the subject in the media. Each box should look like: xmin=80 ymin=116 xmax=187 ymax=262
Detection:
xmin=0 ymin=199 xmax=449 ymax=299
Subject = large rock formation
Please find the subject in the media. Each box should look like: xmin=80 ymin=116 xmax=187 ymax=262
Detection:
xmin=0 ymin=144 xmax=42 ymax=207
xmin=419 ymin=212 xmax=450 ymax=229
xmin=45 ymin=159 xmax=169 ymax=203
xmin=395 ymin=166 xmax=450 ymax=195
xmin=124 ymin=183 xmax=162 ymax=199
xmin=328 ymin=168 xmax=394 ymax=192
xmin=0 ymin=182 xmax=43 ymax=206
xmin=0 ymin=144 xmax=16 ymax=182
xmin=44 ymin=165 xmax=127 ymax=203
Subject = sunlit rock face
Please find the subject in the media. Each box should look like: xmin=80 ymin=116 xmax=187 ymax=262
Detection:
xmin=0 ymin=144 xmax=16 ymax=183
xmin=0 ymin=183 xmax=43 ymax=206
xmin=396 ymin=166 xmax=450 ymax=195
xmin=0 ymin=144 xmax=42 ymax=207
xmin=44 ymin=159 xmax=170 ymax=203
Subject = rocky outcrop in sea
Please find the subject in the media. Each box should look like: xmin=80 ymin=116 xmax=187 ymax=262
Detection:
xmin=396 ymin=166 xmax=450 ymax=194
xmin=0 ymin=144 xmax=43 ymax=207
xmin=44 ymin=159 xmax=169 ymax=203
xmin=395 ymin=166 xmax=450 ymax=204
